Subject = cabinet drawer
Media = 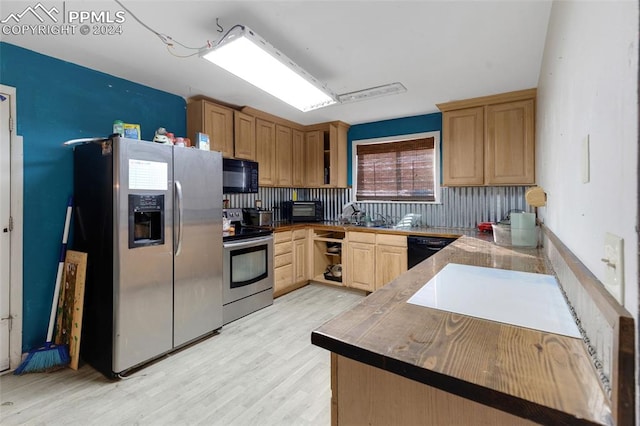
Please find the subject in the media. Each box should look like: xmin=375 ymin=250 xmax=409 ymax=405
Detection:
xmin=274 ymin=230 xmax=292 ymax=243
xmin=274 ymin=252 xmax=293 ymax=268
xmin=348 ymin=231 xmax=376 ymax=244
xmin=376 ymin=234 xmax=407 ymax=247
xmin=274 ymin=241 xmax=293 ymax=256
xmin=293 ymin=229 xmax=307 ymax=240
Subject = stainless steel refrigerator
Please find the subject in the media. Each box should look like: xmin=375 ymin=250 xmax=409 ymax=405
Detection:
xmin=73 ymin=137 xmax=222 ymax=378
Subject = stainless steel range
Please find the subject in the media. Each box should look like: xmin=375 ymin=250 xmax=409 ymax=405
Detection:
xmin=222 ymin=208 xmax=274 ymax=324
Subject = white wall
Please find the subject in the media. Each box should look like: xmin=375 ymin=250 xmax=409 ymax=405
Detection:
xmin=536 ymin=0 xmax=638 ymax=418
xmin=538 ymin=0 xmax=637 ymax=316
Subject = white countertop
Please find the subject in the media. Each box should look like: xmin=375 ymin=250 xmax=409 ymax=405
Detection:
xmin=407 ymin=263 xmax=580 ymax=338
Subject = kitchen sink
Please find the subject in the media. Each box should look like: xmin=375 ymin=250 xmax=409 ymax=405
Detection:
xmin=352 ymin=222 xmax=397 ymax=229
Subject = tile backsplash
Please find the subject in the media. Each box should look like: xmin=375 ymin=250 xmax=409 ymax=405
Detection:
xmin=224 ymin=186 xmax=533 ymax=228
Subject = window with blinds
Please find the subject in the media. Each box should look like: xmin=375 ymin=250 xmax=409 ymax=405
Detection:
xmin=355 ymin=136 xmax=437 ymax=202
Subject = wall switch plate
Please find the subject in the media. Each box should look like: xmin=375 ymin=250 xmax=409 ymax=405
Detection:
xmin=602 ymin=232 xmax=624 ymax=304
xmin=582 ymin=134 xmax=590 ymax=184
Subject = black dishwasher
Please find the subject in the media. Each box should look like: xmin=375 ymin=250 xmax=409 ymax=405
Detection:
xmin=407 ymin=236 xmax=457 ymax=269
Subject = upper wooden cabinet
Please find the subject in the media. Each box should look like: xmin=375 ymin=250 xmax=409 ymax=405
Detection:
xmin=292 ymin=129 xmax=305 ymax=187
xmin=186 ymin=99 xmax=234 ymax=157
xmin=437 ymin=89 xmax=536 ymax=186
xmin=485 ymin=99 xmax=535 ymax=185
xmin=442 ymin=107 xmax=485 ymax=186
xmin=187 ymin=98 xmax=350 ymax=188
xmin=305 ymin=130 xmax=324 ymax=187
xmin=256 ymin=118 xmax=276 ymax=186
xmin=234 ymin=111 xmax=256 ymax=160
xmin=305 ymin=122 xmax=349 ymax=188
xmin=275 ymin=124 xmax=293 ymax=187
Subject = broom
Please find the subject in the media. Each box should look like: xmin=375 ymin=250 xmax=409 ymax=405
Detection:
xmin=14 ymin=196 xmax=73 ymax=374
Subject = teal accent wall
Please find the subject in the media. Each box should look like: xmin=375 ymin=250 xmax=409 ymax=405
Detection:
xmin=347 ymin=113 xmax=442 ymax=186
xmin=0 ymin=42 xmax=186 ymax=351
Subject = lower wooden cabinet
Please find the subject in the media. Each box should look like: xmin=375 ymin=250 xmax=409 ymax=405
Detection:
xmin=344 ymin=232 xmax=408 ymax=292
xmin=274 ymin=231 xmax=293 ymax=297
xmin=292 ymin=229 xmax=308 ymax=284
xmin=274 ymin=229 xmax=309 ymax=298
xmin=279 ymin=228 xmax=408 ymax=295
xmin=375 ymin=234 xmax=408 ymax=290
xmin=345 ymin=232 xmax=376 ymax=292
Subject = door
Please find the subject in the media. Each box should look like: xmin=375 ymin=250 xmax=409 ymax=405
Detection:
xmin=442 ymin=107 xmax=485 ymax=186
xmin=114 ymin=138 xmax=174 ymax=373
xmin=375 ymin=245 xmax=407 ymax=290
xmin=292 ymin=233 xmax=307 ymax=283
xmin=275 ymin=124 xmax=293 ymax=186
xmin=223 ymin=236 xmax=273 ymax=303
xmin=173 ymin=147 xmax=223 ymax=347
xmin=0 ymin=90 xmax=12 ymax=371
xmin=203 ymin=101 xmax=234 ymax=157
xmin=485 ymin=99 xmax=535 ymax=185
xmin=305 ymin=130 xmax=323 ymax=186
xmin=234 ymin=111 xmax=256 ymax=160
xmin=256 ymin=118 xmax=276 ymax=186
xmin=346 ymin=242 xmax=375 ymax=292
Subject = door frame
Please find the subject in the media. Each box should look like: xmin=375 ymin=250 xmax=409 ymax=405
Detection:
xmin=1 ymin=84 xmax=23 ymax=372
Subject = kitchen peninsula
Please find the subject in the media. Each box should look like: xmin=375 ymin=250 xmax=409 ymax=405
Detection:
xmin=311 ymin=228 xmax=634 ymax=425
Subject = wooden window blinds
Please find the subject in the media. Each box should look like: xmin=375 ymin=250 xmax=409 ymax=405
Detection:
xmin=356 ymin=137 xmax=435 ymax=201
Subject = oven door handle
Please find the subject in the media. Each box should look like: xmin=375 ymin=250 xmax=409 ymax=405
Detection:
xmin=175 ymin=180 xmax=184 ymax=256
xmin=223 ymin=236 xmax=272 ymax=249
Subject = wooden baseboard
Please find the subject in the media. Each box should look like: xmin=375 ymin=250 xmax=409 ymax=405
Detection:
xmin=273 ymin=280 xmax=309 ymax=298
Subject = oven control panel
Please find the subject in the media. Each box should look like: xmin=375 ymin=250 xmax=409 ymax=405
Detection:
xmin=223 ymin=208 xmax=243 ymax=222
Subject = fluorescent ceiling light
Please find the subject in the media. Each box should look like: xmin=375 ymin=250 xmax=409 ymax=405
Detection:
xmin=202 ymin=25 xmax=337 ymax=112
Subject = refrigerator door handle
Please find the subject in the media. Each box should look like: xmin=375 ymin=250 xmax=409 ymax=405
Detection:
xmin=175 ymin=180 xmax=184 ymax=256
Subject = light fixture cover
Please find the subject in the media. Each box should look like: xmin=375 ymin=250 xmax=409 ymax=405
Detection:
xmin=337 ymin=82 xmax=407 ymax=104
xmin=202 ymin=25 xmax=337 ymax=112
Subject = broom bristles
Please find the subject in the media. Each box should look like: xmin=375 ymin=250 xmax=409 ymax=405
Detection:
xmin=13 ymin=343 xmax=70 ymax=375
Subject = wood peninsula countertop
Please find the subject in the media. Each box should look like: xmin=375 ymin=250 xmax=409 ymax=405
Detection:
xmin=311 ymin=235 xmax=612 ymax=425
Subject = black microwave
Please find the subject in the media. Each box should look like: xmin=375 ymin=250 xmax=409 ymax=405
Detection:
xmin=223 ymin=158 xmax=259 ymax=193
xmin=282 ymin=201 xmax=324 ymax=222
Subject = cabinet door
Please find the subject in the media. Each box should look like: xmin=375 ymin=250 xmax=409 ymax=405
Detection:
xmin=292 ymin=238 xmax=307 ymax=284
xmin=375 ymin=245 xmax=407 ymax=290
xmin=333 ymin=123 xmax=349 ymax=188
xmin=442 ymin=107 xmax=484 ymax=186
xmin=292 ymin=129 xmax=305 ymax=187
xmin=234 ymin=111 xmax=256 ymax=160
xmin=203 ymin=102 xmax=234 ymax=157
xmin=485 ymin=99 xmax=535 ymax=185
xmin=346 ymin=242 xmax=375 ymax=292
xmin=256 ymin=118 xmax=276 ymax=186
xmin=305 ymin=130 xmax=324 ymax=187
xmin=275 ymin=124 xmax=293 ymax=186
xmin=274 ymin=264 xmax=293 ymax=294
xmin=187 ymin=100 xmax=234 ymax=158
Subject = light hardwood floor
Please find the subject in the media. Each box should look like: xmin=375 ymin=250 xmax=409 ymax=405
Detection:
xmin=0 ymin=283 xmax=364 ymax=426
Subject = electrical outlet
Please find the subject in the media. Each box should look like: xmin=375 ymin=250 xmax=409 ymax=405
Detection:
xmin=602 ymin=232 xmax=624 ymax=304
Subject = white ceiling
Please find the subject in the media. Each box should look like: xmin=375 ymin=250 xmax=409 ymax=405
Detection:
xmin=1 ymin=0 xmax=552 ymax=126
